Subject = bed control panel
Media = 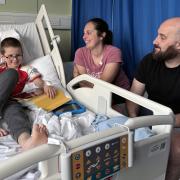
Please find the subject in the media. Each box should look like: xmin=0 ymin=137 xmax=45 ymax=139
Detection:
xmin=71 ymin=135 xmax=128 ymax=180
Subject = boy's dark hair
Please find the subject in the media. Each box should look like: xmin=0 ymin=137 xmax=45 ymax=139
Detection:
xmin=87 ymin=18 xmax=113 ymax=45
xmin=1 ymin=37 xmax=22 ymax=55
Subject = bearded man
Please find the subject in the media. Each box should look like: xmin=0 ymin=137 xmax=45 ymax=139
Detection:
xmin=126 ymin=17 xmax=180 ymax=180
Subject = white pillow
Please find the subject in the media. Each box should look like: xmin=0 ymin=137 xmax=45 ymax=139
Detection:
xmin=0 ymin=23 xmax=44 ymax=64
xmin=23 ymin=54 xmax=62 ymax=92
xmin=0 ymin=29 xmax=20 ymax=41
xmin=0 ymin=29 xmax=32 ymax=63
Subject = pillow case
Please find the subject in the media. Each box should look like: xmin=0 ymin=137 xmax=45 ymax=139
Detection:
xmin=0 ymin=29 xmax=20 ymax=41
xmin=23 ymin=54 xmax=62 ymax=92
xmin=0 ymin=23 xmax=44 ymax=64
xmin=0 ymin=28 xmax=32 ymax=63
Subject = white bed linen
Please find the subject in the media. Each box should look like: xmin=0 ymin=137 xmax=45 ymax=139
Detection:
xmin=23 ymin=54 xmax=65 ymax=91
xmin=0 ymin=102 xmax=96 ymax=179
xmin=0 ymin=101 xmax=160 ymax=180
xmin=0 ymin=135 xmax=40 ymax=180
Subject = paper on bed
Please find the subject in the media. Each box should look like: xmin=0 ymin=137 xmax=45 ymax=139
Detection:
xmin=29 ymin=89 xmax=71 ymax=112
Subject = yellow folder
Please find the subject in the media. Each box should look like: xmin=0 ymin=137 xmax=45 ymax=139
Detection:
xmin=30 ymin=89 xmax=71 ymax=112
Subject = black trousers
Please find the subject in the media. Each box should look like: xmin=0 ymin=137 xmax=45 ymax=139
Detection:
xmin=0 ymin=69 xmax=31 ymax=141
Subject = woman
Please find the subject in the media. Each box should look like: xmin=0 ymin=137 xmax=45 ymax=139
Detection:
xmin=73 ymin=18 xmax=130 ymax=92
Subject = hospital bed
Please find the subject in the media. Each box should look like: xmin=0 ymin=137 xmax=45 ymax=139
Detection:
xmin=0 ymin=4 xmax=174 ymax=180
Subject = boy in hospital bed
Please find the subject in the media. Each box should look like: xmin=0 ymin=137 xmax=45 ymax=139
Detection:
xmin=0 ymin=37 xmax=55 ymax=150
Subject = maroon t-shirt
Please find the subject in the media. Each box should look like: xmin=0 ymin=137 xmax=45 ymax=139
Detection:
xmin=74 ymin=45 xmax=130 ymax=90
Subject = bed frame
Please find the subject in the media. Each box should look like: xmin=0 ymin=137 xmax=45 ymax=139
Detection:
xmin=67 ymin=75 xmax=174 ymax=180
xmin=35 ymin=4 xmax=66 ymax=88
xmin=0 ymin=4 xmax=174 ymax=180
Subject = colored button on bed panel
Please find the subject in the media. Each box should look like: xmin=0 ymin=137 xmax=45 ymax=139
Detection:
xmin=75 ymin=154 xmax=81 ymax=160
xmin=86 ymin=160 xmax=91 ymax=165
xmin=96 ymin=146 xmax=101 ymax=153
xmin=105 ymin=143 xmax=110 ymax=150
xmin=105 ymin=168 xmax=111 ymax=175
xmin=96 ymin=164 xmax=101 ymax=170
xmin=114 ymin=149 xmax=118 ymax=154
xmin=104 ymin=176 xmax=113 ymax=180
xmin=87 ymin=176 xmax=92 ymax=180
xmin=105 ymin=152 xmax=110 ymax=158
xmin=113 ymin=165 xmax=120 ymax=171
xmin=113 ymin=158 xmax=119 ymax=163
xmin=96 ymin=172 xmax=102 ymax=179
xmin=86 ymin=168 xmax=91 ymax=174
xmin=75 ymin=172 xmax=81 ymax=178
xmin=75 ymin=163 xmax=81 ymax=169
xmin=85 ymin=150 xmax=92 ymax=157
xmin=105 ymin=161 xmax=111 ymax=166
xmin=96 ymin=156 xmax=101 ymax=161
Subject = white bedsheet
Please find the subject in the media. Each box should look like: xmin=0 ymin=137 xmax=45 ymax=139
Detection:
xmin=0 ymin=103 xmax=96 ymax=179
xmin=0 ymin=102 xmax=157 ymax=179
xmin=0 ymin=135 xmax=40 ymax=180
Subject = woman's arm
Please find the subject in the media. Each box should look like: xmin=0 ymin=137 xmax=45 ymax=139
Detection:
xmin=74 ymin=62 xmax=120 ymax=87
xmin=73 ymin=64 xmax=93 ymax=87
xmin=100 ymin=63 xmax=120 ymax=83
xmin=73 ymin=64 xmax=86 ymax=77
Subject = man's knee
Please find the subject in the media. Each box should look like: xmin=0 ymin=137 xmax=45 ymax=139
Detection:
xmin=169 ymin=131 xmax=180 ymax=164
xmin=165 ymin=133 xmax=180 ymax=180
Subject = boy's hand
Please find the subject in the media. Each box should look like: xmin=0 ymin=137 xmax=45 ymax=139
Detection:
xmin=43 ymin=85 xmax=56 ymax=99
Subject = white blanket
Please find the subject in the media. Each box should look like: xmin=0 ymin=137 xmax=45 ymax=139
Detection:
xmin=0 ymin=104 xmax=96 ymax=179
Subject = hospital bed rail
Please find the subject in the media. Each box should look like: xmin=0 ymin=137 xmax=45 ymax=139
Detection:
xmin=35 ymin=4 xmax=66 ymax=88
xmin=67 ymin=74 xmax=174 ymax=180
xmin=0 ymin=72 xmax=174 ymax=179
xmin=67 ymin=74 xmax=173 ymax=116
xmin=0 ymin=114 xmax=173 ymax=179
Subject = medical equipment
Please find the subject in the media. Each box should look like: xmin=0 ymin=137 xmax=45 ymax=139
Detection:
xmin=53 ymin=100 xmax=86 ymax=115
xmin=0 ymin=4 xmax=174 ymax=180
xmin=60 ymin=125 xmax=132 ymax=180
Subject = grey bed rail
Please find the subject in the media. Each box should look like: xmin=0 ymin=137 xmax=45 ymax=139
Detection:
xmin=125 ymin=115 xmax=174 ymax=130
xmin=0 ymin=114 xmax=174 ymax=179
xmin=0 ymin=144 xmax=61 ymax=179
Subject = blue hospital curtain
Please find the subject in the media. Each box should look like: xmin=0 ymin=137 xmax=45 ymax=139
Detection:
xmin=71 ymin=0 xmax=113 ymax=57
xmin=72 ymin=0 xmax=180 ymax=80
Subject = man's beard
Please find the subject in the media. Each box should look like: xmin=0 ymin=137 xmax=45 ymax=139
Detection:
xmin=152 ymin=45 xmax=179 ymax=62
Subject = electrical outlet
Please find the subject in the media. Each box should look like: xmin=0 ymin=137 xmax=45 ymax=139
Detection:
xmin=0 ymin=0 xmax=6 ymax=5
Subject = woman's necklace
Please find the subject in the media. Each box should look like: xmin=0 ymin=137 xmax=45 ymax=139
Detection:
xmin=91 ymin=50 xmax=104 ymax=66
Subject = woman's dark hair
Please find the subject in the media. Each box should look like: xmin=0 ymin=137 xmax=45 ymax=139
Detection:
xmin=0 ymin=37 xmax=22 ymax=55
xmin=87 ymin=18 xmax=113 ymax=45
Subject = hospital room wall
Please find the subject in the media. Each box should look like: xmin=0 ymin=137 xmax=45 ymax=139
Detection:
xmin=0 ymin=0 xmax=72 ymax=62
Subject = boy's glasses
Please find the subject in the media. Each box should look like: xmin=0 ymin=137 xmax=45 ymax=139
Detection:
xmin=4 ymin=54 xmax=23 ymax=60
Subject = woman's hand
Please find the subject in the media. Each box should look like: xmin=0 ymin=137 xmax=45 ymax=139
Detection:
xmin=73 ymin=65 xmax=80 ymax=77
